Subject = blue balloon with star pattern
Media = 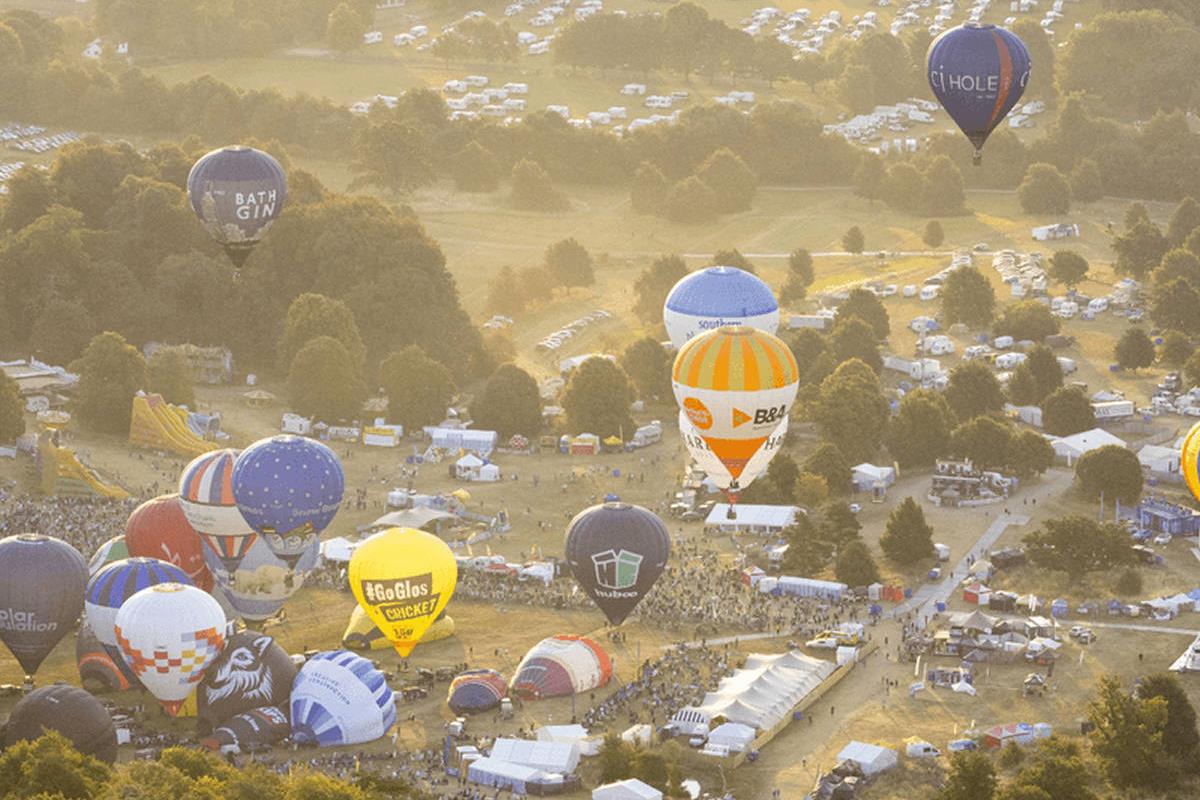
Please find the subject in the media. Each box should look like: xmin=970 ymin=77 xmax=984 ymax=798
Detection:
xmin=231 ymin=436 xmax=344 ymax=569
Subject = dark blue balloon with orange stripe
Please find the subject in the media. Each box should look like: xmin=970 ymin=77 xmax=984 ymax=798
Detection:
xmin=927 ymin=24 xmax=1031 ymax=165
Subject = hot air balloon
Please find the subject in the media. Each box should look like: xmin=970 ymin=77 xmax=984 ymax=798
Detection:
xmin=679 ymin=409 xmax=788 ymax=494
xmin=564 ymin=503 xmax=669 ymax=626
xmin=510 ymin=635 xmax=612 ymax=700
xmin=125 ymin=494 xmax=212 ymax=592
xmin=87 ymin=535 xmax=128 ymax=576
xmin=179 ymin=449 xmax=257 ymax=576
xmin=204 ymin=536 xmax=320 ymax=623
xmin=187 ymin=146 xmax=287 ymax=269
xmin=290 ymin=651 xmax=396 ymax=747
xmin=232 ymin=436 xmax=345 ymax=569
xmin=348 ymin=527 xmax=457 ymax=658
xmin=342 ymin=605 xmax=456 ymax=651
xmin=447 ymin=669 xmax=507 ymax=715
xmin=672 ymin=325 xmax=799 ymax=503
xmin=662 ymin=266 xmax=780 ymax=350
xmin=114 ymin=583 xmax=227 ymax=716
xmin=1182 ymin=420 xmax=1200 ymax=502
xmin=196 ymin=631 xmax=295 ymax=731
xmin=0 ymin=535 xmax=87 ymax=681
xmin=199 ymin=706 xmax=290 ymax=754
xmin=85 ymin=557 xmax=193 ymax=687
xmin=927 ymin=24 xmax=1031 ymax=165
xmin=76 ymin=620 xmax=130 ymax=693
xmin=2 ymin=684 xmax=118 ymax=764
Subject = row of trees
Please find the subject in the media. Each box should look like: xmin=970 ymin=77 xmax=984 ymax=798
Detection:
xmin=486 ymin=238 xmax=596 ymax=317
xmin=631 ymin=148 xmax=758 ymax=223
xmin=855 ymin=154 xmax=967 ymax=218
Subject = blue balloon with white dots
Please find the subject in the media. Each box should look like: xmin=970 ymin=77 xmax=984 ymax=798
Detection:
xmin=231 ymin=435 xmax=345 ymax=568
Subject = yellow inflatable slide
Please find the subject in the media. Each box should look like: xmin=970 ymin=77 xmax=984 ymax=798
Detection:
xmin=39 ymin=431 xmax=130 ymax=500
xmin=128 ymin=393 xmax=217 ymax=459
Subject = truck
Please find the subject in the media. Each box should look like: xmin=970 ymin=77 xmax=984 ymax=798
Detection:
xmin=1092 ymin=400 xmax=1135 ymax=421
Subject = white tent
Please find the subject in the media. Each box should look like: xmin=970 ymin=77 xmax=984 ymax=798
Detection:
xmin=477 ymin=463 xmax=501 ymax=482
xmin=1170 ymin=634 xmax=1200 ymax=673
xmin=852 ymin=463 xmax=896 ymax=492
xmin=593 ymin=779 xmax=662 ymax=800
xmin=426 ymin=426 xmax=498 ymax=456
xmin=707 ymin=722 xmax=756 ymax=752
xmin=467 ymin=757 xmax=548 ymax=793
xmin=537 ymin=724 xmax=599 ymax=756
xmin=319 ymin=537 xmax=358 ymax=563
xmin=490 ymin=737 xmax=580 ymax=774
xmin=1048 ymin=428 xmax=1126 ymax=465
xmin=704 ymin=504 xmax=798 ymax=535
xmin=1138 ymin=445 xmax=1179 ymax=474
xmin=836 ymin=741 xmax=898 ymax=776
xmin=370 ymin=507 xmax=458 ymax=530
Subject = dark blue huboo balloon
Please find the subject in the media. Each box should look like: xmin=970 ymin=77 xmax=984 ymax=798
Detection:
xmin=927 ymin=24 xmax=1031 ymax=165
xmin=564 ymin=503 xmax=670 ymax=626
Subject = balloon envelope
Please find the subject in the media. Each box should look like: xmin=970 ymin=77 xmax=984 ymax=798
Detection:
xmin=200 ymin=706 xmax=290 ymax=753
xmin=927 ymin=24 xmax=1031 ymax=162
xmin=114 ymin=583 xmax=227 ymax=716
xmin=3 ymin=684 xmax=118 ymax=764
xmin=510 ymin=635 xmax=612 ymax=700
xmin=187 ymin=146 xmax=287 ymax=267
xmin=564 ymin=503 xmax=669 ymax=625
xmin=204 ymin=536 xmax=319 ymax=622
xmin=663 ymin=266 xmax=780 ymax=350
xmin=76 ymin=620 xmax=130 ymax=693
xmin=196 ymin=630 xmax=295 ymax=730
xmin=179 ymin=449 xmax=257 ymax=575
xmin=342 ymin=605 xmax=455 ymax=651
xmin=0 ymin=535 xmax=87 ymax=677
xmin=447 ymin=669 xmax=507 ymax=715
xmin=290 ymin=651 xmax=396 ymax=747
xmin=1182 ymin=420 xmax=1200 ymax=503
xmin=88 ymin=536 xmax=129 ymax=576
xmin=680 ymin=410 xmax=788 ymax=493
xmin=125 ymin=494 xmax=212 ymax=592
xmin=232 ymin=436 xmax=344 ymax=568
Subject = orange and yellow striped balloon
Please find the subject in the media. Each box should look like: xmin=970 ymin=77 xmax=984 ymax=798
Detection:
xmin=672 ymin=326 xmax=798 ymax=483
xmin=1182 ymin=421 xmax=1200 ymax=503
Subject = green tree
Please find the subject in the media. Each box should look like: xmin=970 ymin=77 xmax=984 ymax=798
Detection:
xmin=836 ymin=287 xmax=889 ymax=339
xmin=995 ymin=785 xmax=1052 ymax=800
xmin=1153 ymin=248 xmax=1200 ymax=288
xmin=472 ymin=364 xmax=541 ymax=439
xmin=1041 ymin=386 xmax=1094 ymax=437
xmin=1023 ymin=516 xmax=1135 ymax=582
xmin=1007 ymin=364 xmax=1040 ymax=407
xmin=633 ymin=255 xmax=688 ymax=324
xmin=450 ymin=141 xmax=499 ymax=192
xmin=0 ymin=370 xmax=24 ymax=444
xmin=29 ymin=298 xmax=97 ymax=366
xmin=1024 ymin=345 xmax=1064 ymax=402
xmin=994 ymin=300 xmax=1059 ymax=341
xmin=853 ymin=157 xmax=886 ymax=203
xmin=829 ymin=317 xmax=882 ymax=373
xmin=348 ymin=120 xmax=434 ymax=195
xmin=780 ymin=513 xmax=833 ymax=575
xmin=288 ymin=336 xmax=367 ymax=422
xmin=708 ymin=247 xmax=754 ymax=271
xmin=922 ymin=220 xmax=945 ymax=248
xmin=72 ymin=331 xmax=146 ymax=434
xmin=1008 ymin=738 xmax=1097 ymax=800
xmin=620 ymin=337 xmax=672 ymax=401
xmin=1138 ymin=672 xmax=1200 ymax=765
xmin=838 ymin=64 xmax=876 ymax=114
xmin=1186 ymin=348 xmax=1200 ymax=388
xmin=597 ymin=733 xmax=634 ymax=784
xmin=1114 ymin=327 xmax=1156 ymax=372
xmin=511 ymin=159 xmax=569 ymax=211
xmin=326 ymin=3 xmax=366 ymax=52
xmin=1 ymin=163 xmax=53 ymax=232
xmin=562 ymin=357 xmax=634 ymax=438
xmin=1152 ymin=278 xmax=1200 ymax=336
xmin=820 ymin=500 xmax=863 ymax=547
xmin=940 ymin=267 xmax=995 ymax=328
xmin=379 ymin=345 xmax=454 ymax=432
xmin=697 ymin=147 xmax=756 ymax=213
xmin=630 ymin=162 xmax=669 ymax=215
xmin=1008 ymin=430 xmax=1055 ymax=478
xmin=1116 ymin=568 xmax=1143 ymax=596
xmin=886 ymin=389 xmax=955 ymax=468
xmin=938 ymin=750 xmax=996 ymax=800
xmin=922 ymin=155 xmax=966 ymax=216
xmin=951 ymin=416 xmax=1012 ymax=471
xmin=796 ymin=472 xmax=829 ymax=509
xmin=278 ymin=293 xmax=366 ymax=375
xmin=779 ymin=248 xmax=814 ymax=304
xmin=1114 ymin=219 xmax=1170 ymax=279
xmin=1159 ymin=330 xmax=1193 ymax=367
xmin=630 ymin=750 xmax=670 ymax=791
xmin=486 ymin=266 xmax=525 ymax=317
xmin=842 ymin=225 xmax=865 ymax=254
xmin=812 ymin=359 xmax=889 ymax=463
xmin=1018 ymin=163 xmax=1071 ymax=215
xmin=835 ymin=539 xmax=880 ymax=586
xmin=1087 ymin=675 xmax=1175 ymax=791
xmin=665 ymin=176 xmax=717 ymax=223
xmin=544 ymin=237 xmax=594 ymax=288
xmin=881 ymin=496 xmax=935 ymax=565
xmin=0 ymin=731 xmax=112 ymax=799
xmin=1049 ymin=250 xmax=1089 ymax=288
xmin=1068 ymin=159 xmax=1104 ymax=204
xmin=804 ymin=442 xmax=852 ymax=495
xmin=1075 ymin=445 xmax=1143 ymax=504
xmin=147 ymin=349 xmax=194 ymax=407
xmin=1167 ymin=196 xmax=1200 ymax=247
xmin=945 ymin=361 xmax=1005 ymax=422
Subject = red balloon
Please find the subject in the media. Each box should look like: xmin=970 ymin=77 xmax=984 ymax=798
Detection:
xmin=125 ymin=494 xmax=213 ymax=592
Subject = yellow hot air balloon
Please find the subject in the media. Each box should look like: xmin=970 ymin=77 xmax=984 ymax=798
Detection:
xmin=672 ymin=326 xmax=799 ymax=494
xmin=1182 ymin=421 xmax=1200 ymax=502
xmin=349 ymin=527 xmax=457 ymax=658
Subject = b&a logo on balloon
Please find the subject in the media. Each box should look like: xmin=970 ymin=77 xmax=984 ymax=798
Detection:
xmin=362 ymin=574 xmax=440 ymax=623
xmin=591 ymin=550 xmax=642 ymax=596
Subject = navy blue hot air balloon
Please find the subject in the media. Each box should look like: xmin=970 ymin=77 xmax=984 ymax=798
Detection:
xmin=564 ymin=503 xmax=670 ymax=626
xmin=0 ymin=535 xmax=87 ymax=680
xmin=187 ymin=146 xmax=287 ymax=269
xmin=3 ymin=684 xmax=118 ymax=764
xmin=927 ymin=24 xmax=1031 ymax=165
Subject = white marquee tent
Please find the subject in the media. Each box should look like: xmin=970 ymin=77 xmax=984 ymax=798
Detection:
xmin=836 ymin=741 xmax=898 ymax=776
xmin=593 ymin=779 xmax=662 ymax=800
xmin=490 ymin=737 xmax=580 ymax=775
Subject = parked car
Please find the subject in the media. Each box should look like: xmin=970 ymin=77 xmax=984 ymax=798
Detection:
xmin=1153 ymin=532 xmax=1172 ymax=546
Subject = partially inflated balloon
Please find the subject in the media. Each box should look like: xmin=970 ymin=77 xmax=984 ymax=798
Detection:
xmin=179 ymin=449 xmax=257 ymax=576
xmin=0 ymin=535 xmax=87 ymax=678
xmin=204 ymin=536 xmax=319 ymax=622
xmin=197 ymin=630 xmax=295 ymax=730
xmin=232 ymin=436 xmax=344 ymax=569
xmin=290 ymin=651 xmax=395 ymax=747
xmin=927 ymin=24 xmax=1030 ymax=165
xmin=187 ymin=146 xmax=287 ymax=269
xmin=663 ymin=266 xmax=780 ymax=350
xmin=77 ymin=620 xmax=130 ymax=693
xmin=672 ymin=326 xmax=799 ymax=494
xmin=349 ymin=528 xmax=457 ymax=658
xmin=1182 ymin=421 xmax=1200 ymax=502
xmin=114 ymin=583 xmax=227 ymax=716
xmin=680 ymin=410 xmax=788 ymax=493
xmin=564 ymin=503 xmax=670 ymax=626
xmin=3 ymin=684 xmax=118 ymax=764
xmin=125 ymin=494 xmax=212 ymax=592
xmin=200 ymin=706 xmax=290 ymax=753
xmin=88 ymin=536 xmax=128 ymax=576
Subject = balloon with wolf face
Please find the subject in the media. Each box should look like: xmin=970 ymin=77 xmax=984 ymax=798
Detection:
xmin=197 ymin=630 xmax=296 ymax=729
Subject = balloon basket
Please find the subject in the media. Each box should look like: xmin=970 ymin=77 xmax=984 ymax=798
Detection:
xmin=972 ymin=150 xmax=983 ymax=167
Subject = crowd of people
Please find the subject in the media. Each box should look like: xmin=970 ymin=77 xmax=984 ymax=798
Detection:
xmin=583 ymin=643 xmax=732 ymax=730
xmin=0 ymin=483 xmax=137 ymax=559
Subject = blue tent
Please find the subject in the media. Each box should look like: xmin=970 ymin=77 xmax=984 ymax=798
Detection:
xmin=1050 ymin=598 xmax=1069 ymax=618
